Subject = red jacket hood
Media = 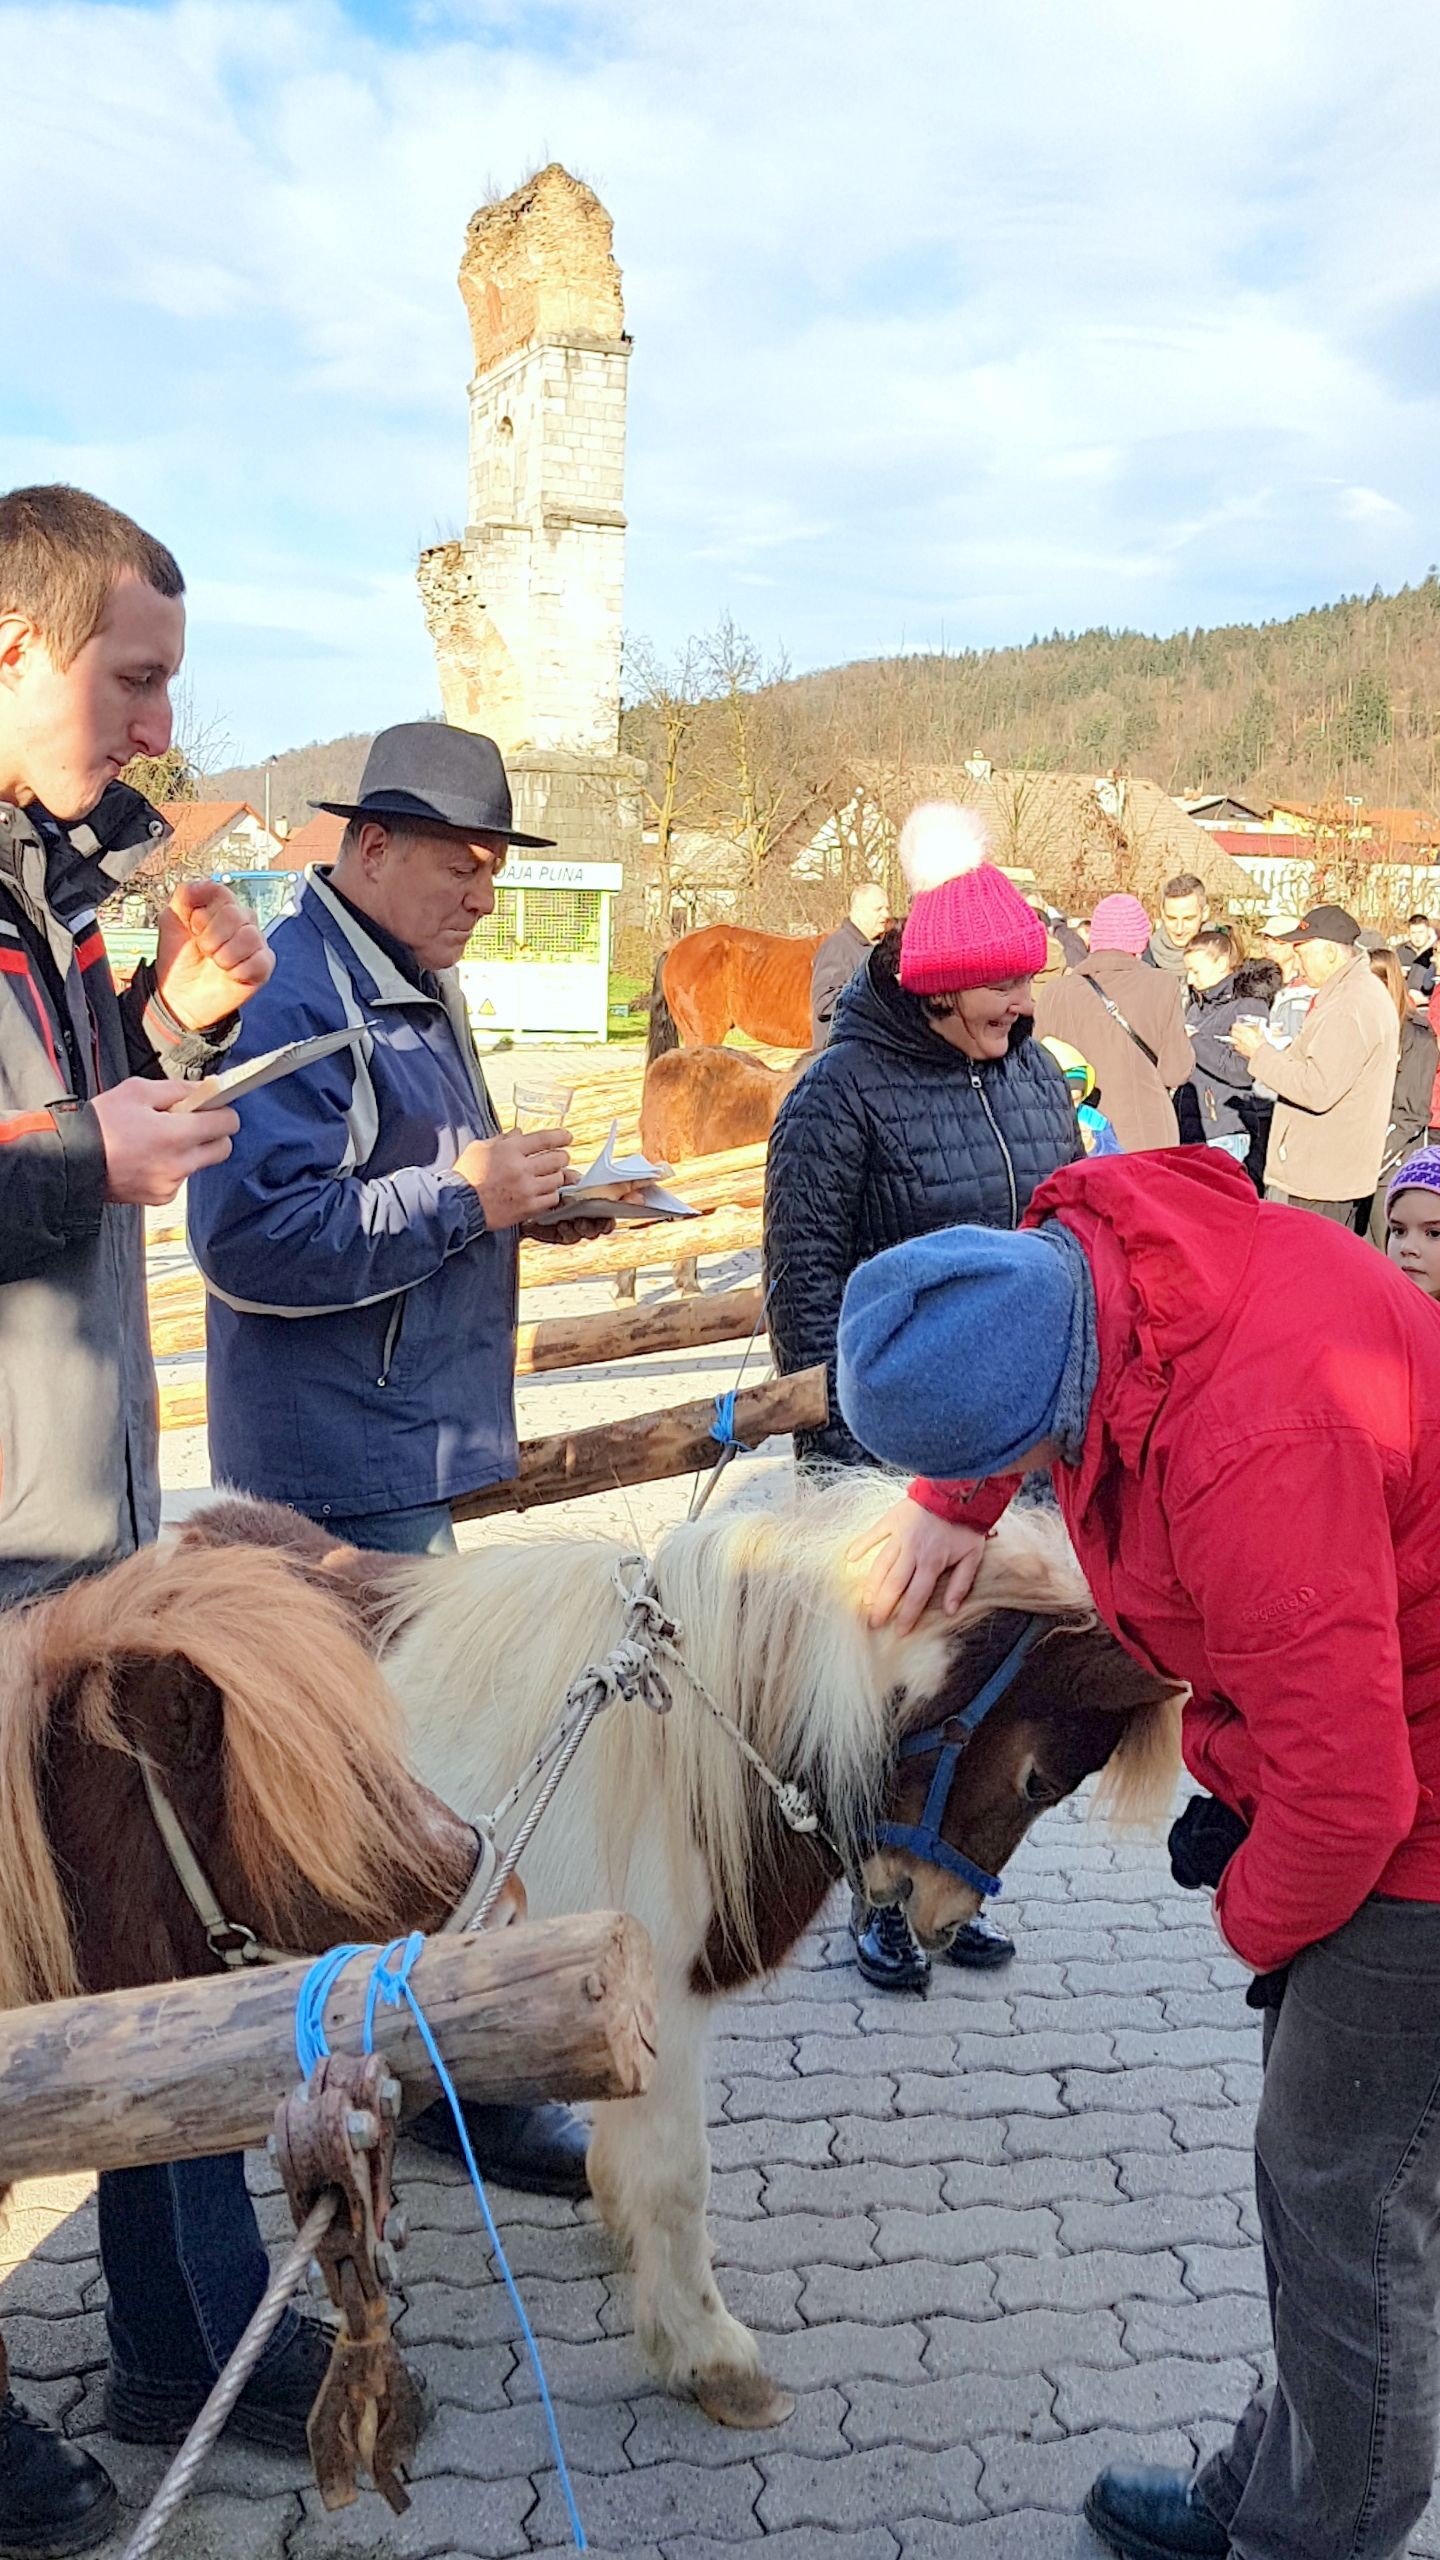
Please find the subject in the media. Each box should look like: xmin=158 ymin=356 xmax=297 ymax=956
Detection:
xmin=1021 ymin=1148 xmax=1263 ymax=1491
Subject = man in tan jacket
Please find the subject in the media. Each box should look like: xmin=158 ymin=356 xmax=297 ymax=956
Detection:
xmin=1232 ymin=904 xmax=1396 ymax=1220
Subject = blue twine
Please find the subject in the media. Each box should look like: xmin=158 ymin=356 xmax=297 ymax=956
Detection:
xmin=710 ymin=1387 xmax=751 ymax=1454
xmin=294 ymin=1937 xmax=587 ymax=2550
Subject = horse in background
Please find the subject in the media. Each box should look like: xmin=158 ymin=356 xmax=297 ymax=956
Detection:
xmin=639 ymin=1046 xmax=812 ymax=1163
xmin=647 ymin=924 xmax=822 ymax=1058
xmin=184 ymin=1482 xmax=1180 ymax=2429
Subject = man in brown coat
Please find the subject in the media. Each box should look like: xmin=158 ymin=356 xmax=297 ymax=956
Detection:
xmin=1034 ymin=892 xmax=1192 ymax=1149
xmin=1231 ymin=903 xmax=1397 ymax=1220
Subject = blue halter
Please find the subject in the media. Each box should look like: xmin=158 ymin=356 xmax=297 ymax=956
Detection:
xmin=869 ymin=1614 xmax=1047 ymax=1901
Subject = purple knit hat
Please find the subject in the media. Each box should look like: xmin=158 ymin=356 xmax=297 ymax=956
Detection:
xmin=1387 ymin=1145 xmax=1440 ymax=1210
xmin=897 ymin=805 xmax=1048 ymax=995
xmin=1088 ymin=893 xmax=1152 ymax=956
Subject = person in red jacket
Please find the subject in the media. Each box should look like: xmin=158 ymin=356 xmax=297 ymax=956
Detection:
xmin=838 ymin=1149 xmax=1440 ymax=2560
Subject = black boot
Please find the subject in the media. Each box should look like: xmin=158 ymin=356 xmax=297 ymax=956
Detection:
xmin=0 ymin=2398 xmax=116 ymax=2558
xmin=942 ymin=1911 xmax=1017 ymax=1971
xmin=107 ymin=2312 xmax=365 ymax=2454
xmin=406 ymin=2099 xmax=590 ymax=2197
xmin=851 ymin=1900 xmax=931 ymax=1995
xmin=1084 ymin=2466 xmax=1229 ymax=2559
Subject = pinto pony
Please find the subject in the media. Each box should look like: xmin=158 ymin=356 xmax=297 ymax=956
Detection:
xmin=186 ymin=1481 xmax=1179 ymax=2429
xmin=647 ymin=925 xmax=822 ymax=1058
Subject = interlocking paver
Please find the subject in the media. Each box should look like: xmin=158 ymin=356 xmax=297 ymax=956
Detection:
xmin=925 ymin=2306 xmax=1130 ymax=2378
xmin=799 ymin=2257 xmax=996 ymax=2324
xmin=832 ymin=2112 xmax=1007 ymax=2167
xmin=975 ymin=2422 xmax=1197 ymax=2515
xmin=1055 ymin=2354 xmax=1258 ymax=2431
xmin=758 ymin=2443 xmax=985 ymax=2530
xmin=873 ymin=2203 xmax=1059 ymax=2265
xmin=1118 ymin=2291 xmax=1272 ymax=2363
xmin=845 ymin=2371 xmax=1055 ymax=2449
xmin=765 ymin=2161 xmax=943 ymax=2215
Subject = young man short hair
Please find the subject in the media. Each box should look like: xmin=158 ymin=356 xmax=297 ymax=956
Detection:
xmin=0 ymin=483 xmax=335 ymax=2550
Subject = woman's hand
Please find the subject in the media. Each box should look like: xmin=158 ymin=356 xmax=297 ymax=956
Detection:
xmin=846 ymin=1496 xmax=988 ymax=1634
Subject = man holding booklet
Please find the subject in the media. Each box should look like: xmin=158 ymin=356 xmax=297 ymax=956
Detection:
xmin=188 ymin=719 xmax=598 ymax=2195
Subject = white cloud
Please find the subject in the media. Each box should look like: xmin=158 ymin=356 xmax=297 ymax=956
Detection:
xmin=3 ymin=0 xmax=1438 ymax=754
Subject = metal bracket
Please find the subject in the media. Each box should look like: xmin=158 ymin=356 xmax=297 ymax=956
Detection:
xmin=273 ymin=2052 xmax=418 ymax=2514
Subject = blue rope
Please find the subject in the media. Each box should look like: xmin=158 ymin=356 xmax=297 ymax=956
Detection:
xmin=294 ymin=1938 xmax=586 ymax=2550
xmin=710 ymin=1387 xmax=750 ymax=1453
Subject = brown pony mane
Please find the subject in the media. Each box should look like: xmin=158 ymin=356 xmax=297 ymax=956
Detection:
xmin=0 ymin=1540 xmax=456 ymax=2009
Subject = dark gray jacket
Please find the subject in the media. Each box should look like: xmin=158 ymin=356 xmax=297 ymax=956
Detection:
xmin=765 ymin=943 xmax=1080 ymax=1466
xmin=810 ymin=918 xmax=872 ymax=1046
xmin=0 ymin=788 xmax=230 ymax=1603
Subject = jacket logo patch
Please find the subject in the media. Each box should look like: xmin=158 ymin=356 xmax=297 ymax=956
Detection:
xmin=1239 ymin=1585 xmax=1317 ymax=1628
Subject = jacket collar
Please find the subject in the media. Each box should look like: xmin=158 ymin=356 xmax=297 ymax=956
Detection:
xmin=0 ymin=782 xmax=169 ymax=960
xmin=302 ymin=863 xmax=442 ymax=1009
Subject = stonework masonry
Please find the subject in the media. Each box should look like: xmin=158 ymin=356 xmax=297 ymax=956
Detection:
xmin=419 ymin=165 xmax=644 ymax=871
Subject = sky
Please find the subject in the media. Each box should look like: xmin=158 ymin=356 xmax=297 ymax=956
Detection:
xmin=5 ymin=0 xmax=1439 ymax=762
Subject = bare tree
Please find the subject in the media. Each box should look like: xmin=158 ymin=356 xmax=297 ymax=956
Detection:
xmin=691 ymin=616 xmax=815 ymax=900
xmin=118 ymin=684 xmax=232 ymax=809
xmin=621 ymin=634 xmax=710 ymax=931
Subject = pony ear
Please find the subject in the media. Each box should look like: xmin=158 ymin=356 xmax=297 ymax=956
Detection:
xmin=115 ymin=1653 xmax=225 ymax=1780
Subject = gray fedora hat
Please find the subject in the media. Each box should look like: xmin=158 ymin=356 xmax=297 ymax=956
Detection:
xmin=313 ymin=721 xmax=554 ymax=847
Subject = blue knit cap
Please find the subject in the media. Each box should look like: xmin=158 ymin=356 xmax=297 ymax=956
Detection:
xmin=837 ymin=1223 xmax=1085 ymax=1480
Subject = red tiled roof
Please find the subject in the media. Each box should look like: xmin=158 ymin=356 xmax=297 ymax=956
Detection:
xmin=156 ymin=801 xmax=263 ymax=863
xmin=1212 ymin=831 xmax=1309 ymax=863
xmin=271 ymin=811 xmax=346 ymax=871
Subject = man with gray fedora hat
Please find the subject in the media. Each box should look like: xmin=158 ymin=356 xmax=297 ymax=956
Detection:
xmin=189 ymin=720 xmax=601 ymax=2195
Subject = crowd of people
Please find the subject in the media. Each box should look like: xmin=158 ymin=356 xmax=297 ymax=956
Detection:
xmin=7 ymin=477 xmax=1440 ymax=2560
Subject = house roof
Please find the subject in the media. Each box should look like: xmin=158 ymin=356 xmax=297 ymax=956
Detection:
xmin=122 ymin=801 xmax=273 ymax=884
xmin=844 ymin=765 xmax=1262 ymax=910
xmin=271 ymin=811 xmax=346 ymax=871
xmin=1211 ymin=831 xmax=1311 ymax=866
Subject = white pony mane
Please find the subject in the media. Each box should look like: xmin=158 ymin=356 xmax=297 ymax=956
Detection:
xmin=384 ymin=1474 xmax=1096 ymax=1975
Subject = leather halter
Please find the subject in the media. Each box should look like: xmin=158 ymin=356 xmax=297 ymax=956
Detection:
xmin=869 ymin=1614 xmax=1046 ymax=1902
xmin=137 ymin=1756 xmax=498 ymax=1971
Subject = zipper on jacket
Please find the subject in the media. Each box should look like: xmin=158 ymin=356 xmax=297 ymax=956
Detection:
xmin=376 ymin=1295 xmax=406 ymax=1387
xmin=971 ymin=1067 xmax=1019 ymax=1225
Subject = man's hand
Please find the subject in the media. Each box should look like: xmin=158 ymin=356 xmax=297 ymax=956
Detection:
xmin=522 ymin=1215 xmax=618 ymax=1245
xmin=1228 ymin=1017 xmax=1267 ymax=1061
xmin=453 ymin=1128 xmax=571 ymax=1231
xmin=90 ymin=1079 xmax=240 ymax=1205
xmin=155 ymin=882 xmax=273 ymax=1031
xmin=847 ymin=1495 xmax=988 ymax=1634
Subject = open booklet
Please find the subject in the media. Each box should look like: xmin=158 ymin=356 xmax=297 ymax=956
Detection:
xmin=526 ymin=1119 xmax=700 ymax=1228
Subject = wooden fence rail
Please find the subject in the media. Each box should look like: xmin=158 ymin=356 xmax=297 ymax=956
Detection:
xmin=449 ymin=1366 xmax=826 ymax=1521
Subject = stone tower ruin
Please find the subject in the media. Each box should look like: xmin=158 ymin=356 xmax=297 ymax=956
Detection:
xmin=418 ymin=164 xmax=643 ymax=864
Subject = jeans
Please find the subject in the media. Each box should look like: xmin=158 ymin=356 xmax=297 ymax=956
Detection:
xmin=301 ymin=1500 xmax=458 ymax=1556
xmin=101 ymin=2153 xmax=291 ymax=2385
xmin=1196 ymin=1897 xmax=1440 ymax=2560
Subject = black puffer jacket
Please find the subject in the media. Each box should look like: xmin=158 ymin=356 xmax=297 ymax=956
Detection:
xmin=764 ymin=943 xmax=1080 ymax=1465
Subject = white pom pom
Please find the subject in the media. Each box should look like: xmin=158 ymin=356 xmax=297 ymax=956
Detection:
xmin=897 ymin=802 xmax=990 ymax=894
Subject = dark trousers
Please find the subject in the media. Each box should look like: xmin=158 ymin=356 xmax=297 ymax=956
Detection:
xmin=100 ymin=2154 xmax=290 ymax=2384
xmin=1196 ymin=1898 xmax=1440 ymax=2560
xmin=1264 ymin=1185 xmax=1357 ymax=1222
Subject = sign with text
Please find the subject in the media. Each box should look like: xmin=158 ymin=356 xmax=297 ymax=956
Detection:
xmin=501 ymin=859 xmax=624 ymax=891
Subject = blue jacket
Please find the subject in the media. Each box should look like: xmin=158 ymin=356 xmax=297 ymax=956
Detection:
xmin=188 ymin=868 xmax=517 ymax=1515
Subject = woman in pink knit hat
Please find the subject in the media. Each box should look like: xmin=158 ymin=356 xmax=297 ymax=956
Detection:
xmin=1034 ymin=888 xmax=1193 ymax=1151
xmin=763 ymin=802 xmax=1080 ymax=1993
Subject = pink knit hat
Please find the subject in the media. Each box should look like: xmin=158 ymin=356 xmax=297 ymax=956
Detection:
xmin=897 ymin=805 xmax=1048 ymax=994
xmin=1088 ymin=893 xmax=1151 ymax=956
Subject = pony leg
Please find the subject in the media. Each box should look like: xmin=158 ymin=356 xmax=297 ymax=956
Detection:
xmin=586 ymin=1989 xmax=793 ymax=2427
xmin=672 ymin=1256 xmax=701 ymax=1297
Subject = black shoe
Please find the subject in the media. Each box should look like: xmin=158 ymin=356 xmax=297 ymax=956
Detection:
xmin=107 ymin=2313 xmax=356 ymax=2454
xmin=0 ymin=2397 xmax=117 ymax=2558
xmin=851 ymin=1901 xmax=931 ymax=1995
xmin=406 ymin=2099 xmax=590 ymax=2198
xmin=943 ymin=1912 xmax=1017 ymax=1971
xmin=1084 ymin=2466 xmax=1229 ymax=2559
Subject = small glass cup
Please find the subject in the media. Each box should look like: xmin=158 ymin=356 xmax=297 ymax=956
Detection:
xmin=511 ymin=1078 xmax=575 ymax=1133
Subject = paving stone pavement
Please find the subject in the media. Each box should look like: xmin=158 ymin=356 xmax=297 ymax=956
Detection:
xmin=10 ymin=1796 xmax=1440 ymax=2560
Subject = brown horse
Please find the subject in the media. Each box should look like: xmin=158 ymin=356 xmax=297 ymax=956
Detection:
xmin=639 ymin=1045 xmax=812 ymax=1162
xmin=0 ymin=1537 xmax=480 ymax=2009
xmin=647 ymin=925 xmax=822 ymax=1059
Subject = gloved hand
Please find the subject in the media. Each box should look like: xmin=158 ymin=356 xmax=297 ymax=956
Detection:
xmin=1168 ymin=1793 xmax=1249 ymax=1890
xmin=1245 ymin=1967 xmax=1290 ymax=2013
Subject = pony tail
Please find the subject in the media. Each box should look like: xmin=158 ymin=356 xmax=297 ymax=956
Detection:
xmin=0 ymin=1611 xmax=83 ymax=2005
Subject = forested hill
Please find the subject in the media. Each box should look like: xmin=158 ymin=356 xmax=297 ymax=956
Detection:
xmin=209 ymin=574 xmax=1440 ymax=818
xmin=790 ymin=575 xmax=1440 ymax=809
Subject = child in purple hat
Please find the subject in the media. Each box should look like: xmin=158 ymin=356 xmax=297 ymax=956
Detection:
xmin=1386 ymin=1147 xmax=1440 ymax=1300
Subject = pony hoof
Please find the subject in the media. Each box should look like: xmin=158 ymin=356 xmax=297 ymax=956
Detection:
xmin=694 ymin=2371 xmax=794 ymax=2429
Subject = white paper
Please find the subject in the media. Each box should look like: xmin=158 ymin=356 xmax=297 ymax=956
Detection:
xmin=527 ymin=1118 xmax=700 ymax=1227
xmin=175 ymin=1026 xmax=366 ymax=1111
